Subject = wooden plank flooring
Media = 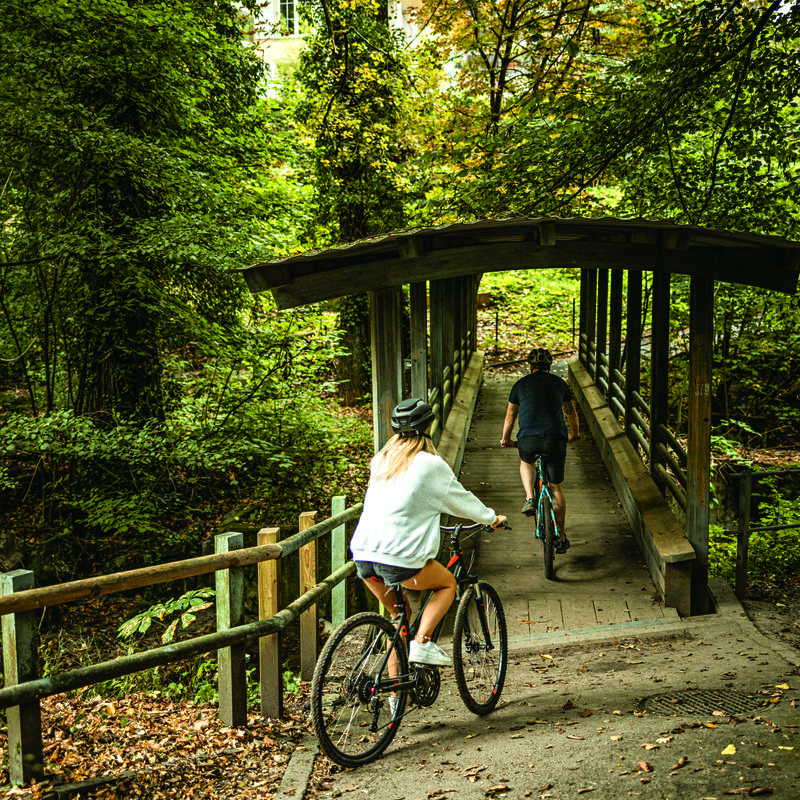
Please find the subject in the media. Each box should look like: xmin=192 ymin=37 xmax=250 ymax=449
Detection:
xmin=452 ymin=368 xmax=679 ymax=644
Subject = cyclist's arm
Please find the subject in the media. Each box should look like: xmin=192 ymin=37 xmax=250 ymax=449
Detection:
xmin=563 ymin=399 xmax=580 ymax=442
xmin=501 ymin=402 xmax=519 ymax=447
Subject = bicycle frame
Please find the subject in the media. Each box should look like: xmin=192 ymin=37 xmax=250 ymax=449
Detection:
xmin=366 ymin=523 xmax=495 ymax=713
xmin=534 ymin=454 xmax=559 ymax=541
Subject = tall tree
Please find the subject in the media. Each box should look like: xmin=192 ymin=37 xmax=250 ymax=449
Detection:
xmin=0 ymin=0 xmax=270 ymax=420
xmin=296 ymin=0 xmax=411 ymax=405
xmin=410 ymin=0 xmax=644 ymax=219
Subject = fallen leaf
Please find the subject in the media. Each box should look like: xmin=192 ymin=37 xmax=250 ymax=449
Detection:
xmin=637 ymin=761 xmax=653 ymax=773
xmin=540 ymin=654 xmax=553 ymax=660
xmin=722 ymin=744 xmax=737 ymax=755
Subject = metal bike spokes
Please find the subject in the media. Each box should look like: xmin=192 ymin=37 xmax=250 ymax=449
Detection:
xmin=312 ymin=613 xmax=408 ymax=767
xmin=453 ymin=583 xmax=508 ymax=714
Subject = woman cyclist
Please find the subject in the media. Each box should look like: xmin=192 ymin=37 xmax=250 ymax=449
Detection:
xmin=350 ymin=398 xmax=506 ymax=666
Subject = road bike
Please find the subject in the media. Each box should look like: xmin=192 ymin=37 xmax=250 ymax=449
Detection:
xmin=532 ymin=452 xmax=568 ymax=580
xmin=310 ymin=521 xmax=509 ymax=767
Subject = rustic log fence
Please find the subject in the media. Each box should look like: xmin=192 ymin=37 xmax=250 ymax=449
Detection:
xmin=0 ymin=497 xmax=361 ymax=785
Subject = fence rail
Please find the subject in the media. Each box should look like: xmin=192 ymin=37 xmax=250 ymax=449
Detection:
xmin=724 ymin=469 xmax=800 ymax=600
xmin=1 ymin=499 xmax=362 ymax=785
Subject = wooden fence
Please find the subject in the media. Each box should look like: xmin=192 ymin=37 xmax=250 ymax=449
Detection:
xmin=0 ymin=497 xmax=362 ymax=785
xmin=718 ymin=468 xmax=800 ymax=600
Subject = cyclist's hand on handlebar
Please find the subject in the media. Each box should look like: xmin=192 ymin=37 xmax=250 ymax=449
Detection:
xmin=500 ymin=437 xmax=516 ymax=448
xmin=490 ymin=514 xmax=509 ymax=530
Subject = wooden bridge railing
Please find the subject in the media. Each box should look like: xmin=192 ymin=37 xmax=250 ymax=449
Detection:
xmin=0 ymin=497 xmax=362 ymax=785
xmin=430 ymin=329 xmax=473 ymax=445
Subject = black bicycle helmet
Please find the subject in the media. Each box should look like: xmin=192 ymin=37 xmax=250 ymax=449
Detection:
xmin=527 ymin=347 xmax=553 ymax=369
xmin=391 ymin=398 xmax=436 ymax=436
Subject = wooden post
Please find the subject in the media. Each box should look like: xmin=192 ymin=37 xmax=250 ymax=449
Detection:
xmin=409 ymin=282 xmax=428 ymax=401
xmin=370 ymin=287 xmax=404 ymax=452
xmin=625 ymin=270 xmax=643 ymax=449
xmin=257 ymin=527 xmax=282 ymax=719
xmin=596 ymin=268 xmax=609 ymax=389
xmin=331 ymin=495 xmax=347 ymax=629
xmin=609 ymin=268 xmax=624 ymax=408
xmin=579 ymin=268 xmax=589 ymax=365
xmin=299 ymin=510 xmax=319 ymax=681
xmin=586 ymin=270 xmax=597 ymax=379
xmin=650 ymin=271 xmax=671 ymax=496
xmin=1 ymin=570 xmax=44 ymax=785
xmin=216 ymin=532 xmax=247 ymax=726
xmin=736 ymin=471 xmax=753 ymax=600
xmin=430 ymin=278 xmax=455 ymax=439
xmin=687 ymin=275 xmax=713 ymax=615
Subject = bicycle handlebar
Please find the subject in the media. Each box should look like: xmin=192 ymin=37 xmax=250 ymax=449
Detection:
xmin=440 ymin=521 xmax=512 ymax=532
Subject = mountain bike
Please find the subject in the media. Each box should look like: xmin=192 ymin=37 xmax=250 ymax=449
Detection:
xmin=310 ymin=521 xmax=509 ymax=767
xmin=533 ymin=452 xmax=567 ymax=581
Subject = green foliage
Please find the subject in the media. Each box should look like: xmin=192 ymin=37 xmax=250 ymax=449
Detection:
xmin=283 ymin=663 xmax=303 ymax=696
xmin=710 ymin=473 xmax=800 ymax=586
xmin=0 ymin=0 xmax=277 ymax=420
xmin=2 ymin=304 xmax=372 ymax=577
xmin=118 ymin=589 xmax=216 ymax=644
xmin=295 ymin=0 xmax=411 ymax=241
xmin=478 ymin=269 xmax=581 ymax=353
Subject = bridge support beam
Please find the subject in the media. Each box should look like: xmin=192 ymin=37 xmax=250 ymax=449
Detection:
xmin=649 ymin=272 xmax=671 ymax=496
xmin=687 ymin=276 xmax=713 ymax=615
xmin=370 ymin=287 xmax=404 ymax=452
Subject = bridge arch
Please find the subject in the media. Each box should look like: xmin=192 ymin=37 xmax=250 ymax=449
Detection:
xmin=239 ymin=216 xmax=800 ymax=616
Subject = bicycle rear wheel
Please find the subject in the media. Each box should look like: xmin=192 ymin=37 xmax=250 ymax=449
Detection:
xmin=541 ymin=494 xmax=556 ymax=581
xmin=311 ymin=612 xmax=408 ymax=767
xmin=452 ymin=581 xmax=508 ymax=714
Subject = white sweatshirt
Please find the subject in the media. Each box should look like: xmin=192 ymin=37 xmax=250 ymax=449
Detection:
xmin=350 ymin=450 xmax=496 ymax=570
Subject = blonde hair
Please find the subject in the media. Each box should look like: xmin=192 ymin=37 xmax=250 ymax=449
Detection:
xmin=370 ymin=434 xmax=438 ymax=483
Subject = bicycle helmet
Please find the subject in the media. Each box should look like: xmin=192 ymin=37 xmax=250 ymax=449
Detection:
xmin=391 ymin=398 xmax=436 ymax=436
xmin=527 ymin=348 xmax=553 ymax=369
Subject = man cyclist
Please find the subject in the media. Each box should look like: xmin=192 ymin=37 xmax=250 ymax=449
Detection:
xmin=500 ymin=348 xmax=580 ymax=553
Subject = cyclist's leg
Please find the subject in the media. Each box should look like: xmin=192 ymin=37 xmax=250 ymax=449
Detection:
xmin=519 ymin=459 xmax=536 ymax=499
xmin=357 ymin=562 xmax=415 ymax=678
xmin=544 ymin=436 xmax=568 ymax=529
xmin=516 ymin=436 xmax=541 ymax=515
xmin=403 ymin=559 xmax=456 ymax=643
xmin=550 ymin=481 xmax=566 ymax=528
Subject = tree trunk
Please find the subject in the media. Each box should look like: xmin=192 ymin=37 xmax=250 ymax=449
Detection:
xmin=335 ymin=293 xmax=370 ymax=406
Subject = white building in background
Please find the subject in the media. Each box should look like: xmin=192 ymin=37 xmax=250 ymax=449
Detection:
xmin=247 ymin=0 xmax=424 ymax=76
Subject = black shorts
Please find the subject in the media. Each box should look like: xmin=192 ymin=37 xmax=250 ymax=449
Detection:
xmin=517 ymin=434 xmax=567 ymax=483
xmin=355 ymin=560 xmax=419 ymax=585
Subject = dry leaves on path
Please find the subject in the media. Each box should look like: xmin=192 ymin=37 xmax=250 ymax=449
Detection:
xmin=0 ymin=691 xmax=310 ymax=800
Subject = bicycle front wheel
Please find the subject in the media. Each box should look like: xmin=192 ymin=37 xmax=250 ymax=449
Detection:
xmin=452 ymin=582 xmax=508 ymax=714
xmin=541 ymin=494 xmax=556 ymax=581
xmin=311 ymin=612 xmax=408 ymax=768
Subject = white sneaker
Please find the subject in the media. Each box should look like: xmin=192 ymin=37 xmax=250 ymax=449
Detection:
xmin=409 ymin=639 xmax=451 ymax=666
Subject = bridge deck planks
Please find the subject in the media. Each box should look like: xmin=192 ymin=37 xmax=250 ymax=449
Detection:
xmin=451 ymin=368 xmax=678 ymax=643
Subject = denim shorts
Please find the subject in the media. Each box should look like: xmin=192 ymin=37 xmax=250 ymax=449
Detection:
xmin=355 ymin=560 xmax=419 ymax=585
xmin=517 ymin=434 xmax=567 ymax=483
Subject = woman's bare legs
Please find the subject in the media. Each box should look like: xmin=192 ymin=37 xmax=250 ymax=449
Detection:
xmin=404 ymin=559 xmax=456 ymax=643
